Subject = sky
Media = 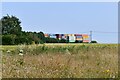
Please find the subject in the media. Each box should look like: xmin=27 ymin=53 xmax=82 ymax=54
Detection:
xmin=1 ymin=2 xmax=118 ymax=43
xmin=1 ymin=0 xmax=119 ymax=2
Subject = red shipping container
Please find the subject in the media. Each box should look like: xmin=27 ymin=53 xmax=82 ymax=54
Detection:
xmin=75 ymin=34 xmax=82 ymax=36
xmin=83 ymin=40 xmax=89 ymax=43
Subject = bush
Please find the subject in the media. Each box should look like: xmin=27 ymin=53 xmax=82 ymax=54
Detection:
xmin=75 ymin=40 xmax=83 ymax=43
xmin=2 ymin=35 xmax=15 ymax=45
xmin=15 ymin=36 xmax=32 ymax=45
xmin=39 ymin=40 xmax=44 ymax=44
xmin=90 ymin=40 xmax=97 ymax=43
xmin=45 ymin=37 xmax=59 ymax=43
xmin=59 ymin=39 xmax=67 ymax=43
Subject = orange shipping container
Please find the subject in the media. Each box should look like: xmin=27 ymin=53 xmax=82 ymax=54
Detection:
xmin=82 ymin=34 xmax=89 ymax=38
xmin=44 ymin=34 xmax=49 ymax=37
xmin=76 ymin=38 xmax=83 ymax=40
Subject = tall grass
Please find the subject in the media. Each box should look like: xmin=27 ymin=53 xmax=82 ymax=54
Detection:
xmin=1 ymin=44 xmax=118 ymax=78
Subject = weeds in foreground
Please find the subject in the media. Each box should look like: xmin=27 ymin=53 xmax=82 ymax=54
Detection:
xmin=1 ymin=44 xmax=118 ymax=78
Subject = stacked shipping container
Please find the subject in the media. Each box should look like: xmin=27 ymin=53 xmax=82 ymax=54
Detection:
xmin=82 ymin=34 xmax=89 ymax=43
xmin=75 ymin=34 xmax=82 ymax=41
xmin=44 ymin=33 xmax=89 ymax=43
xmin=49 ymin=34 xmax=56 ymax=38
xmin=44 ymin=34 xmax=49 ymax=37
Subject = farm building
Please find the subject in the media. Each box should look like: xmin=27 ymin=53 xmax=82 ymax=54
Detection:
xmin=44 ymin=33 xmax=90 ymax=43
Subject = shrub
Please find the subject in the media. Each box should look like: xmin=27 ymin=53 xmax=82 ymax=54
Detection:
xmin=90 ymin=41 xmax=97 ymax=43
xmin=2 ymin=35 xmax=15 ymax=45
xmin=45 ymin=37 xmax=59 ymax=43
xmin=15 ymin=36 xmax=32 ymax=45
xmin=59 ymin=39 xmax=67 ymax=43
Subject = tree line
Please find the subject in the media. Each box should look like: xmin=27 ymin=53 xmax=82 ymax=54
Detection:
xmin=0 ymin=15 xmax=68 ymax=45
xmin=0 ymin=15 xmax=46 ymax=45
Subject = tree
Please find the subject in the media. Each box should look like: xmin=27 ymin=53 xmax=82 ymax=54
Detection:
xmin=15 ymin=36 xmax=32 ymax=45
xmin=1 ymin=15 xmax=22 ymax=35
xmin=38 ymin=32 xmax=45 ymax=43
xmin=2 ymin=35 xmax=16 ymax=45
xmin=1 ymin=15 xmax=46 ymax=45
xmin=45 ymin=37 xmax=59 ymax=43
xmin=59 ymin=39 xmax=67 ymax=43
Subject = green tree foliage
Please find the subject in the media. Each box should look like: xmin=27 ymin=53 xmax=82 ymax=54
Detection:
xmin=1 ymin=15 xmax=22 ymax=35
xmin=90 ymin=40 xmax=97 ymax=43
xmin=45 ymin=38 xmax=67 ymax=43
xmin=38 ymin=32 xmax=45 ymax=43
xmin=26 ymin=32 xmax=45 ymax=44
xmin=59 ymin=39 xmax=67 ymax=43
xmin=1 ymin=15 xmax=46 ymax=45
xmin=15 ymin=36 xmax=32 ymax=45
xmin=2 ymin=35 xmax=15 ymax=45
xmin=45 ymin=37 xmax=59 ymax=43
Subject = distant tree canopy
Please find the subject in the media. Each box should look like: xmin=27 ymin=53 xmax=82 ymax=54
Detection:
xmin=1 ymin=15 xmax=22 ymax=35
xmin=1 ymin=15 xmax=46 ymax=45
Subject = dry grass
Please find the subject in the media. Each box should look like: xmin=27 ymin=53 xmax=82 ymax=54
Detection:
xmin=1 ymin=44 xmax=118 ymax=78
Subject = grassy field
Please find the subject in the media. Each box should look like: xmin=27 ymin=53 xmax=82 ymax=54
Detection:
xmin=0 ymin=43 xmax=118 ymax=78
